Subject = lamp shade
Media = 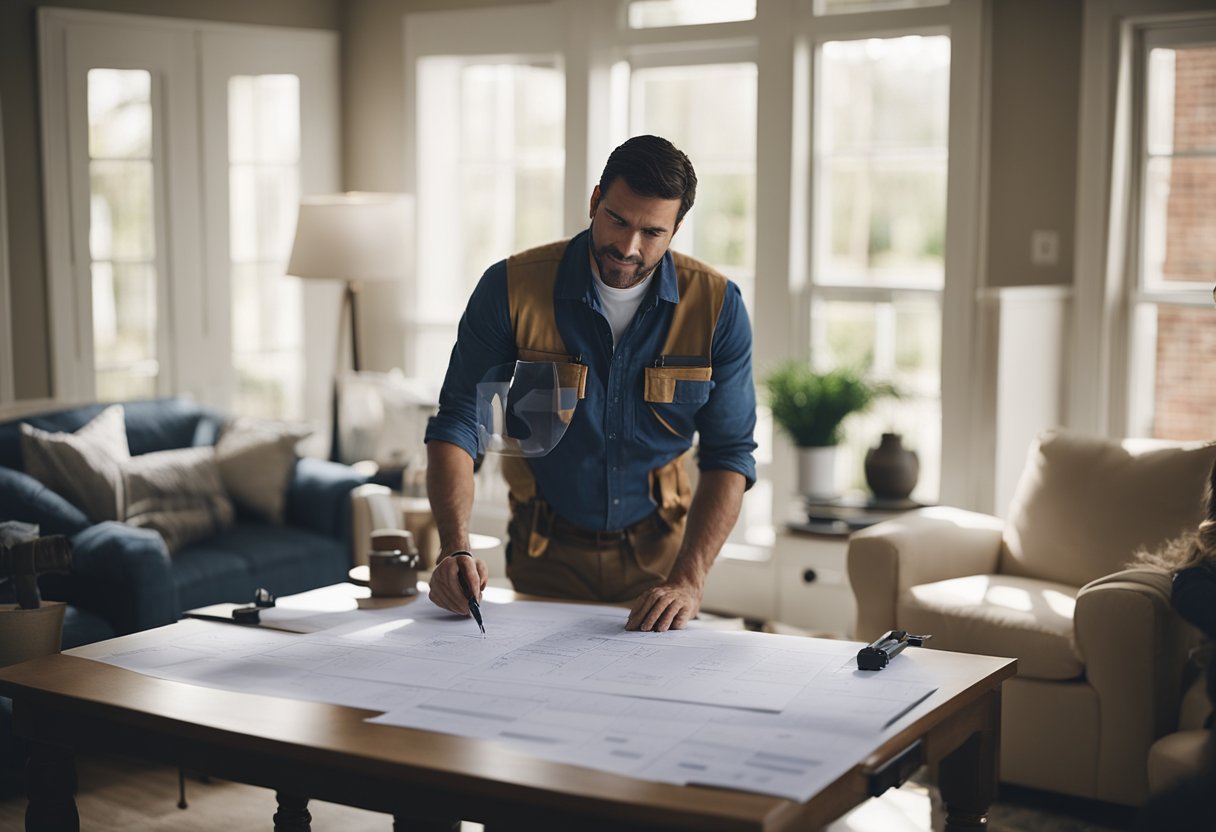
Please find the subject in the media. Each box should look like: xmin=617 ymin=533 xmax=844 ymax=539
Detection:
xmin=286 ymin=192 xmax=411 ymax=283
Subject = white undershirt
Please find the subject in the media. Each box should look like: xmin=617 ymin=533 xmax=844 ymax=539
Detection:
xmin=590 ymin=261 xmax=652 ymax=347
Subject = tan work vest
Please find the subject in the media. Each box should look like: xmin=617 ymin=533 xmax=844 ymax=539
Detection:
xmin=500 ymin=238 xmax=728 ymax=546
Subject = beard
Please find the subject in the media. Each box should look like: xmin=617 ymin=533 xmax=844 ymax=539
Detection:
xmin=591 ymin=243 xmax=658 ymax=289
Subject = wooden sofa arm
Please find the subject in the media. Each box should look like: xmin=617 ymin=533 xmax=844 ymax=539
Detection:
xmin=847 ymin=507 xmax=1005 ymax=642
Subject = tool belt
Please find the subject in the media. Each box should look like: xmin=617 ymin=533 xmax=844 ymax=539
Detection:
xmin=545 ymin=508 xmax=666 ymax=548
xmin=504 ymin=451 xmax=692 ymax=559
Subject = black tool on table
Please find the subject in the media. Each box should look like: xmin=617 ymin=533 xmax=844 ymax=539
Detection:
xmin=231 ymin=587 xmax=276 ymax=624
xmin=857 ymin=629 xmax=932 ymax=671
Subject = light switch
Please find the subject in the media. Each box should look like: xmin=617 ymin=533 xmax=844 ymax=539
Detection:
xmin=1031 ymin=230 xmax=1059 ymax=266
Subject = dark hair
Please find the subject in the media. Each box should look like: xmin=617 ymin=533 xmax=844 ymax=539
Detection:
xmin=598 ymin=135 xmax=697 ymax=223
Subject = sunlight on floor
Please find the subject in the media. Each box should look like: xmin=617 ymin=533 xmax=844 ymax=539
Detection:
xmin=825 ymin=781 xmax=933 ymax=832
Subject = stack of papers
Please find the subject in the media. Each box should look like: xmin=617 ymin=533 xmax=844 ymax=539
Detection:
xmin=87 ymin=592 xmax=935 ymax=802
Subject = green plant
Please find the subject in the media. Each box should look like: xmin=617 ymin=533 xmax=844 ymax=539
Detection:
xmin=763 ymin=361 xmax=894 ymax=448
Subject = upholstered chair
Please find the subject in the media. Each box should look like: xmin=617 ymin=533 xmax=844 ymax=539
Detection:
xmin=847 ymin=431 xmax=1216 ymax=806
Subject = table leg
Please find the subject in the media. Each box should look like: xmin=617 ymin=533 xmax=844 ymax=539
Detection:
xmin=25 ymin=741 xmax=79 ymax=832
xmin=937 ymin=689 xmax=1000 ymax=832
xmin=273 ymin=792 xmax=312 ymax=831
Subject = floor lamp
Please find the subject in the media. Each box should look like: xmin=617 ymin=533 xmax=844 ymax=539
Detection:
xmin=286 ymin=193 xmax=410 ymax=463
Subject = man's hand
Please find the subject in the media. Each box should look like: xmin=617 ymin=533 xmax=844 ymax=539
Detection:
xmin=626 ymin=578 xmax=702 ymax=632
xmin=428 ymin=553 xmax=488 ymax=616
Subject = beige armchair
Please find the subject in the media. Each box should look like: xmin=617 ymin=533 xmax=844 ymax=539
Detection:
xmin=847 ymin=430 xmax=1216 ymax=806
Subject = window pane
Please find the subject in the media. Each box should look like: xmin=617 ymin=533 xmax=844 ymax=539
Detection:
xmin=229 ymin=75 xmax=303 ymax=419
xmin=1143 ymin=157 xmax=1216 ymax=288
xmin=1133 ymin=39 xmax=1216 ymax=442
xmin=818 ymin=37 xmax=949 ymax=289
xmin=628 ymin=0 xmax=755 ymax=28
xmin=631 ymin=63 xmax=756 ymax=309
xmin=87 ymin=68 xmax=152 ymax=159
xmin=811 ymin=296 xmax=941 ymax=501
xmin=92 ymin=261 xmax=158 ymax=387
xmin=228 ymin=75 xmax=300 ymax=164
xmin=95 ymin=368 xmax=156 ymax=401
xmin=90 ymin=160 xmax=155 ymax=261
xmin=1142 ymin=45 xmax=1216 ymax=291
xmin=229 ymin=164 xmax=300 ymax=264
xmin=1148 ymin=46 xmax=1216 ymax=156
xmin=817 ymin=0 xmax=947 ymax=15
xmin=821 ymin=158 xmax=945 ymax=286
xmin=1139 ymin=303 xmax=1216 ymax=440
xmin=234 ymin=350 xmax=303 ymax=421
xmin=416 ymin=60 xmax=564 ymax=340
xmin=88 ymin=68 xmax=158 ymax=398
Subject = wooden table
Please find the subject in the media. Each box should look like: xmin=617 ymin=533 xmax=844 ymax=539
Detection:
xmin=0 ymin=586 xmax=1015 ymax=832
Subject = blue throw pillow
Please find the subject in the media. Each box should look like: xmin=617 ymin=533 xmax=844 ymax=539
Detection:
xmin=0 ymin=465 xmax=90 ymax=537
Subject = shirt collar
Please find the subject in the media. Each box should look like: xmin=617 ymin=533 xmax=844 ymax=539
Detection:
xmin=556 ymin=229 xmax=681 ymax=306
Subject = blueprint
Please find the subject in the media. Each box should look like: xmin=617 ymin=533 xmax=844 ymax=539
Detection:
xmin=85 ymin=588 xmax=937 ymax=802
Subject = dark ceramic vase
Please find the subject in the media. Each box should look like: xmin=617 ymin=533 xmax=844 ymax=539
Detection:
xmin=864 ymin=433 xmax=919 ymax=501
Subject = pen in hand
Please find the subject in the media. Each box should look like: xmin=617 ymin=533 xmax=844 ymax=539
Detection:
xmin=457 ymin=569 xmax=485 ymax=636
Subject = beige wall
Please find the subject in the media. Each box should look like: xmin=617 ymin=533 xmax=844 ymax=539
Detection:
xmin=986 ymin=0 xmax=1082 ymax=289
xmin=0 ymin=0 xmax=342 ymax=400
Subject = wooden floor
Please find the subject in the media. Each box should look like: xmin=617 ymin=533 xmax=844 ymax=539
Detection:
xmin=0 ymin=752 xmax=1137 ymax=832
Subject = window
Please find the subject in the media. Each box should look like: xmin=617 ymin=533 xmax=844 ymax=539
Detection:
xmin=404 ymin=1 xmax=984 ymax=528
xmin=816 ymin=0 xmax=947 ymax=16
xmin=228 ymin=74 xmax=304 ymax=419
xmin=629 ymin=58 xmax=762 ymax=541
xmin=811 ymin=35 xmax=950 ymax=502
xmin=40 ymin=10 xmax=339 ymax=434
xmin=628 ymin=0 xmax=755 ymax=28
xmin=87 ymin=69 xmax=160 ymax=400
xmin=1127 ymin=31 xmax=1216 ymax=440
xmin=630 ymin=62 xmax=757 ymax=312
xmin=413 ymin=58 xmax=565 ymax=389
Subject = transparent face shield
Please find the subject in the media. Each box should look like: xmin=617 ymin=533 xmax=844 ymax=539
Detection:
xmin=476 ymin=361 xmax=579 ymax=457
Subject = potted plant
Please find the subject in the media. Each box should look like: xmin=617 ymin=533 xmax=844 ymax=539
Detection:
xmin=0 ymin=522 xmax=73 ymax=668
xmin=763 ymin=361 xmax=893 ymax=501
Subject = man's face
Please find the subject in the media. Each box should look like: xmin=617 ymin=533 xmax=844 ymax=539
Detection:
xmin=588 ymin=180 xmax=682 ymax=290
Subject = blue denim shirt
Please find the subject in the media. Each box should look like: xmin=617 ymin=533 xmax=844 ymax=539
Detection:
xmin=425 ymin=230 xmax=757 ymax=532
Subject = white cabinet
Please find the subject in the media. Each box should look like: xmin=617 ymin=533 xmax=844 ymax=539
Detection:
xmin=773 ymin=534 xmax=854 ymax=638
xmin=700 ymin=533 xmax=856 ymax=637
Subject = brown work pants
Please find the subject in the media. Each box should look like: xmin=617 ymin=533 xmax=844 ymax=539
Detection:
xmin=505 ymin=502 xmax=686 ymax=603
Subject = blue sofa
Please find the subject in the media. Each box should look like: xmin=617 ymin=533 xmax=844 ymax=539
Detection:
xmin=1 ymin=397 xmax=371 ymax=793
xmin=0 ymin=397 xmax=370 ymax=641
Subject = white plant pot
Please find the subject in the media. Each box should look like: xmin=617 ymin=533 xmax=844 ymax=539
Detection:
xmin=797 ymin=445 xmax=839 ymax=501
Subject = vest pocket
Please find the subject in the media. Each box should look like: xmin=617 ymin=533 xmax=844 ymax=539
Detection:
xmin=642 ymin=366 xmax=713 ymax=441
xmin=643 ymin=366 xmax=712 ymax=404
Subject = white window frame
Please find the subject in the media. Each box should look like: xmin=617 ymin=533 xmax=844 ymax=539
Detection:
xmin=1072 ymin=0 xmax=1216 ymax=439
xmin=38 ymin=8 xmax=339 ymax=426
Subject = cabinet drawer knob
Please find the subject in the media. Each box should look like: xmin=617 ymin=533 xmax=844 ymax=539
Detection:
xmin=802 ymin=568 xmax=818 ymax=584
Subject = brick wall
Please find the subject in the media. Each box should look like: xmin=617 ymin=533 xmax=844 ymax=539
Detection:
xmin=1153 ymin=47 xmax=1216 ymax=440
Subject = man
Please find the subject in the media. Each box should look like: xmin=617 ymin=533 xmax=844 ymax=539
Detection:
xmin=424 ymin=135 xmax=757 ymax=632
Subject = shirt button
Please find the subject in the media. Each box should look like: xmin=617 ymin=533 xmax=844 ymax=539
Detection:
xmin=608 ymin=433 xmax=616 ymax=440
xmin=613 ymin=499 xmax=620 ymax=505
